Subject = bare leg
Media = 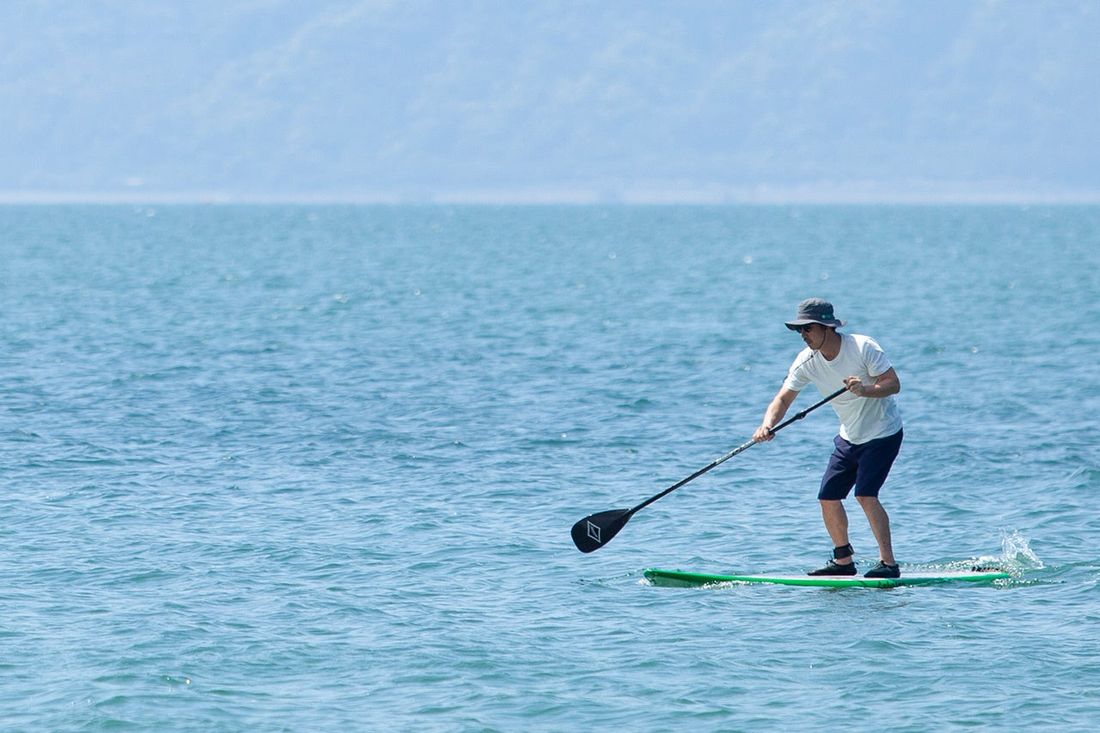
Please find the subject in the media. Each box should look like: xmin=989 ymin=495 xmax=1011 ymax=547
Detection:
xmin=856 ymin=496 xmax=895 ymax=565
xmin=819 ymin=500 xmax=853 ymax=564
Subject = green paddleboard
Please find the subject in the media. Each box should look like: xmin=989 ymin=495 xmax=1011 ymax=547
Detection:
xmin=644 ymin=567 xmax=1010 ymax=589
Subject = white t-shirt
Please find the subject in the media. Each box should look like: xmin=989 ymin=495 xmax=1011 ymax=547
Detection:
xmin=782 ymin=333 xmax=903 ymax=445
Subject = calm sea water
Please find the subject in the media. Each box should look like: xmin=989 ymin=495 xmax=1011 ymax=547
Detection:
xmin=1 ymin=205 xmax=1098 ymax=731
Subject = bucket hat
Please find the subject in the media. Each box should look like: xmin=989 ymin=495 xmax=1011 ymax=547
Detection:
xmin=784 ymin=298 xmax=846 ymax=330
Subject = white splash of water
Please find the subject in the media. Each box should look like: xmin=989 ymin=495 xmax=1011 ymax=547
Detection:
xmin=978 ymin=529 xmax=1044 ymax=572
xmin=1002 ymin=529 xmax=1044 ymax=568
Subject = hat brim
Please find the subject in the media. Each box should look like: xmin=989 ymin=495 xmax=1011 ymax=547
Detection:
xmin=785 ymin=318 xmax=845 ymax=330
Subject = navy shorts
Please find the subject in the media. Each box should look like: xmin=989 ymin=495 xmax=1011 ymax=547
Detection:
xmin=818 ymin=429 xmax=903 ymax=500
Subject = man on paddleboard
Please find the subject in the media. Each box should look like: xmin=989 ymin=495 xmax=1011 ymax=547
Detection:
xmin=753 ymin=298 xmax=903 ymax=578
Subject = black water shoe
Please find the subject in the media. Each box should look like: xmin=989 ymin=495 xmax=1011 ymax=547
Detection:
xmin=807 ymin=560 xmax=857 ymax=576
xmin=864 ymin=561 xmax=901 ymax=579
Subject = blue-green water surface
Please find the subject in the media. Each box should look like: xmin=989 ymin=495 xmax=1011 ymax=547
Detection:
xmin=1 ymin=205 xmax=1098 ymax=731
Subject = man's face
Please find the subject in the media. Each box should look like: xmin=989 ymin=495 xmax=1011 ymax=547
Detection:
xmin=795 ymin=323 xmax=827 ymax=350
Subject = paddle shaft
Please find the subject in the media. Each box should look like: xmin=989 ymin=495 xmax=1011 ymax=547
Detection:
xmin=570 ymin=384 xmax=849 ymax=553
xmin=627 ymin=386 xmax=847 ymax=517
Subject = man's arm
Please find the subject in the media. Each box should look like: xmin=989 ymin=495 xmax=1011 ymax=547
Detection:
xmin=843 ymin=367 xmax=900 ymax=398
xmin=753 ymin=387 xmax=799 ymax=442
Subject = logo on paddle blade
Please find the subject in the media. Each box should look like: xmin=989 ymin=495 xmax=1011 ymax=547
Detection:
xmin=586 ymin=520 xmax=601 ymax=543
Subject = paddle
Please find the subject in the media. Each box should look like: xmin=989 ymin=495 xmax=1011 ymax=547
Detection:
xmin=570 ymin=386 xmax=848 ymax=553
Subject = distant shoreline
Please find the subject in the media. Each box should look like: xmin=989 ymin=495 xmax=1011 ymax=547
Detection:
xmin=3 ymin=187 xmax=1099 ymax=206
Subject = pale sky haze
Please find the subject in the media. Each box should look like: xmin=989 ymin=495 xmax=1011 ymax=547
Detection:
xmin=2 ymin=0 xmax=1098 ymax=203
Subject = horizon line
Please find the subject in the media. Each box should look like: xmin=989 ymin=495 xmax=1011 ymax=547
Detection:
xmin=2 ymin=186 xmax=1100 ymax=206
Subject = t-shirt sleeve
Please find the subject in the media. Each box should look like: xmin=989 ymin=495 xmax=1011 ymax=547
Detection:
xmin=782 ymin=352 xmax=812 ymax=392
xmin=862 ymin=337 xmax=893 ymax=378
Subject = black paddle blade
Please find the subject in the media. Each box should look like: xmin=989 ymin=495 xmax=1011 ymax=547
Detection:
xmin=571 ymin=508 xmax=633 ymax=553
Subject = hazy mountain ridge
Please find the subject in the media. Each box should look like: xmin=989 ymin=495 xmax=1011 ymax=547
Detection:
xmin=2 ymin=0 xmax=1097 ymax=201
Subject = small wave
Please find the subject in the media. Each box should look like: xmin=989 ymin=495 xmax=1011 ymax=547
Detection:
xmin=619 ymin=397 xmax=655 ymax=412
